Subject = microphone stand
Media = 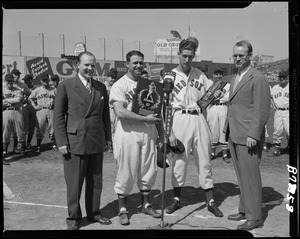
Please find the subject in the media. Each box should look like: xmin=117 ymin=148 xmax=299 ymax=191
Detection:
xmin=147 ymin=91 xmax=172 ymax=230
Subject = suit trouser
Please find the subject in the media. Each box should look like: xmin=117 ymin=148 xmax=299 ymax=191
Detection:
xmin=63 ymin=152 xmax=103 ymax=226
xmin=228 ymin=137 xmax=263 ymax=221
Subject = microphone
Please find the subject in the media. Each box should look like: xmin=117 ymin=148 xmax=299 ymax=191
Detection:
xmin=163 ymin=71 xmax=176 ymax=94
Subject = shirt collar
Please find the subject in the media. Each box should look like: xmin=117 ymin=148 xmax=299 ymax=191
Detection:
xmin=78 ymin=73 xmax=90 ymax=86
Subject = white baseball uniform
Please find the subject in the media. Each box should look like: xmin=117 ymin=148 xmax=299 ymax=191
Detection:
xmin=23 ymin=85 xmax=37 ymax=145
xmin=206 ymin=80 xmax=230 ymax=146
xmin=109 ymin=75 xmax=158 ymax=196
xmin=2 ymin=83 xmax=25 ymax=145
xmin=170 ymin=66 xmax=213 ymax=189
xmin=270 ymin=82 xmax=289 ymax=146
xmin=29 ymin=85 xmax=57 ymax=142
xmin=12 ymin=81 xmax=31 ymax=145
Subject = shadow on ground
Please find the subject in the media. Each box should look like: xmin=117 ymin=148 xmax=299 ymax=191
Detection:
xmin=93 ymin=182 xmax=284 ymax=229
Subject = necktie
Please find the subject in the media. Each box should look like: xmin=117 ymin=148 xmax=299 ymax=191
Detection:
xmin=86 ymin=80 xmax=91 ymax=94
xmin=232 ymin=73 xmax=240 ymax=92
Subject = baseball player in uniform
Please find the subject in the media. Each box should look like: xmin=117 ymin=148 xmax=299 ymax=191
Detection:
xmin=3 ymin=73 xmax=25 ymax=165
xmin=23 ymin=74 xmax=37 ymax=150
xmin=50 ymin=74 xmax=60 ymax=89
xmin=206 ymin=69 xmax=231 ymax=163
xmin=104 ymin=68 xmax=118 ymax=152
xmin=11 ymin=69 xmax=31 ymax=154
xmin=28 ymin=73 xmax=57 ymax=153
xmin=270 ymin=69 xmax=289 ymax=156
xmin=165 ymin=38 xmax=223 ymax=218
xmin=109 ymin=50 xmax=163 ymax=226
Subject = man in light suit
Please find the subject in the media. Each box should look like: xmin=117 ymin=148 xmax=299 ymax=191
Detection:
xmin=223 ymin=40 xmax=270 ymax=231
xmin=53 ymin=51 xmax=112 ymax=230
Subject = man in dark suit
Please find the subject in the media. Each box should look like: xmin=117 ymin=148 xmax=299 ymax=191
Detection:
xmin=53 ymin=51 xmax=112 ymax=230
xmin=223 ymin=40 xmax=270 ymax=231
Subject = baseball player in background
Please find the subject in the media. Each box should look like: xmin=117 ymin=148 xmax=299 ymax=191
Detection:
xmin=270 ymin=69 xmax=289 ymax=156
xmin=3 ymin=74 xmax=25 ymax=165
xmin=206 ymin=69 xmax=230 ymax=163
xmin=165 ymin=37 xmax=224 ymax=218
xmin=104 ymin=68 xmax=118 ymax=153
xmin=11 ymin=69 xmax=31 ymax=154
xmin=50 ymin=74 xmax=61 ymax=88
xmin=109 ymin=50 xmax=163 ymax=226
xmin=28 ymin=73 xmax=57 ymax=153
xmin=23 ymin=74 xmax=37 ymax=150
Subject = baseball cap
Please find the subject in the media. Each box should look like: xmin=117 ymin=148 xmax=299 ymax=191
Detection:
xmin=40 ymin=73 xmax=50 ymax=80
xmin=23 ymin=74 xmax=33 ymax=81
xmin=214 ymin=69 xmax=223 ymax=74
xmin=278 ymin=70 xmax=288 ymax=78
xmin=11 ymin=69 xmax=21 ymax=75
xmin=5 ymin=73 xmax=14 ymax=82
xmin=51 ymin=74 xmax=60 ymax=81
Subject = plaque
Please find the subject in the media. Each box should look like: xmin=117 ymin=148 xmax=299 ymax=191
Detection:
xmin=132 ymin=76 xmax=164 ymax=117
xmin=197 ymin=80 xmax=227 ymax=109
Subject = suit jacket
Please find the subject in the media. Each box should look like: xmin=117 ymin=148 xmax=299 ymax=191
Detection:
xmin=223 ymin=66 xmax=270 ymax=144
xmin=53 ymin=75 xmax=111 ymax=155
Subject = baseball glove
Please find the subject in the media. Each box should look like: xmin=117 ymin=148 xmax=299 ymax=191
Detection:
xmin=168 ymin=139 xmax=185 ymax=154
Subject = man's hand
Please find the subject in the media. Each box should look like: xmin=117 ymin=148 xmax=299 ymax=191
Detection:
xmin=246 ymin=137 xmax=257 ymax=148
xmin=213 ymin=89 xmax=223 ymax=99
xmin=105 ymin=141 xmax=112 ymax=151
xmin=59 ymin=145 xmax=70 ymax=155
xmin=33 ymin=105 xmax=42 ymax=111
xmin=144 ymin=114 xmax=161 ymax=124
xmin=168 ymin=130 xmax=177 ymax=147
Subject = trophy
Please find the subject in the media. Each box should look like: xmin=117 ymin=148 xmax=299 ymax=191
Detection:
xmin=131 ymin=76 xmax=164 ymax=117
xmin=197 ymin=80 xmax=227 ymax=109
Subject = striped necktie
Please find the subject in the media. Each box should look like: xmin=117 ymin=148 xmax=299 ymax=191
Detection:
xmin=86 ymin=80 xmax=91 ymax=94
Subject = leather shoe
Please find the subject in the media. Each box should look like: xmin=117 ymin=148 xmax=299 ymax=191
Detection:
xmin=67 ymin=220 xmax=80 ymax=230
xmin=222 ymin=155 xmax=230 ymax=163
xmin=237 ymin=219 xmax=263 ymax=231
xmin=207 ymin=202 xmax=223 ymax=217
xmin=67 ymin=224 xmax=79 ymax=230
xmin=87 ymin=215 xmax=112 ymax=225
xmin=118 ymin=211 xmax=130 ymax=226
xmin=141 ymin=205 xmax=161 ymax=218
xmin=227 ymin=212 xmax=246 ymax=221
xmin=165 ymin=199 xmax=181 ymax=214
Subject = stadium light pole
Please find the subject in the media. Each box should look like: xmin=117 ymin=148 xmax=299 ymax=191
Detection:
xmin=39 ymin=32 xmax=45 ymax=57
xmin=60 ymin=34 xmax=65 ymax=55
xmin=117 ymin=39 xmax=124 ymax=61
xmin=99 ymin=37 xmax=106 ymax=60
xmin=81 ymin=36 xmax=87 ymax=47
xmin=148 ymin=42 xmax=157 ymax=63
xmin=18 ymin=31 xmax=22 ymax=56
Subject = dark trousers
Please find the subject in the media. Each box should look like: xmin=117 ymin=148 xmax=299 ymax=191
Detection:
xmin=63 ymin=153 xmax=103 ymax=226
xmin=228 ymin=137 xmax=263 ymax=221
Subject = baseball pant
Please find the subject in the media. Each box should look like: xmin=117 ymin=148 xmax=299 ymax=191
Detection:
xmin=35 ymin=109 xmax=55 ymax=141
xmin=171 ymin=111 xmax=214 ymax=189
xmin=207 ymin=105 xmax=228 ymax=144
xmin=273 ymin=110 xmax=289 ymax=146
xmin=113 ymin=121 xmax=158 ymax=196
xmin=3 ymin=110 xmax=26 ymax=144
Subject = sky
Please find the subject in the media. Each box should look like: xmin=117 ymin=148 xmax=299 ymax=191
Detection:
xmin=2 ymin=2 xmax=289 ymax=63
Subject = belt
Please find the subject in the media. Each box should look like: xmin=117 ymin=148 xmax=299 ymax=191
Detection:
xmin=277 ymin=107 xmax=289 ymax=110
xmin=5 ymin=107 xmax=19 ymax=111
xmin=212 ymin=102 xmax=227 ymax=106
xmin=42 ymin=106 xmax=53 ymax=109
xmin=181 ymin=109 xmax=201 ymax=115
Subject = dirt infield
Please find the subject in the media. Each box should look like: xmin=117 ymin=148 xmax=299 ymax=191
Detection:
xmin=3 ymin=139 xmax=293 ymax=238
